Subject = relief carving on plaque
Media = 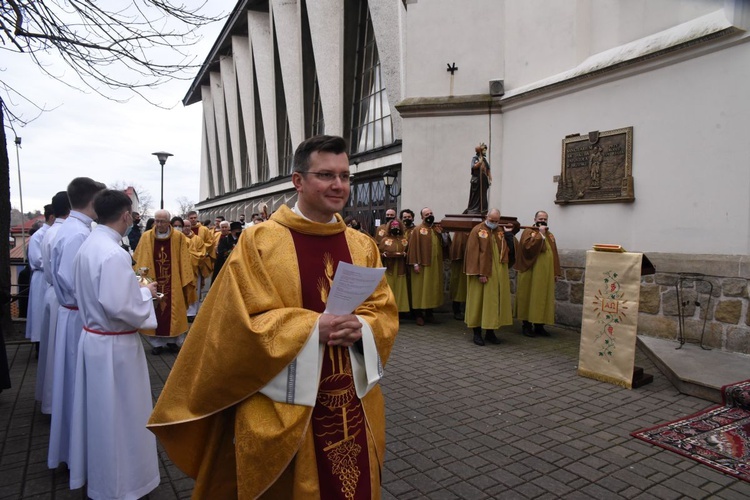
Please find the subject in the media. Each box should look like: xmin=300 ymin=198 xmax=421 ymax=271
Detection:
xmin=555 ymin=127 xmax=634 ymax=205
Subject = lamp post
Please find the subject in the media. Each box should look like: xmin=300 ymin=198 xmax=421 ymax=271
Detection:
xmin=14 ymin=137 xmax=27 ymax=261
xmin=152 ymin=151 xmax=173 ymax=209
xmin=382 ymin=169 xmax=400 ymax=198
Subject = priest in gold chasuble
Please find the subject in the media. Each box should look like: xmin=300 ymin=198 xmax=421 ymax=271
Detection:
xmin=132 ymin=210 xmax=195 ymax=352
xmin=148 ymin=136 xmax=398 ymax=499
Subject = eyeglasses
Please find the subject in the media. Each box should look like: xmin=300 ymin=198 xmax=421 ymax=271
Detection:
xmin=300 ymin=171 xmax=351 ymax=183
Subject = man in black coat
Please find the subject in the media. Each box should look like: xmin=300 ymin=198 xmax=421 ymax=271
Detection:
xmin=212 ymin=221 xmax=242 ymax=284
xmin=128 ymin=211 xmax=143 ymax=251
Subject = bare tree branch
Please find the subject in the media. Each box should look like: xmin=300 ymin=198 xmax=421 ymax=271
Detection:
xmin=0 ymin=1 xmax=226 ymax=110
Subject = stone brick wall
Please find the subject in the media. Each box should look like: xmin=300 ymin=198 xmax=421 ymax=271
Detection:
xmin=547 ymin=250 xmax=750 ymax=355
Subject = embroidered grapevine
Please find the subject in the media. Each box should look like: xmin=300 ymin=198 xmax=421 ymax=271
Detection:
xmin=591 ymin=270 xmax=628 ymax=362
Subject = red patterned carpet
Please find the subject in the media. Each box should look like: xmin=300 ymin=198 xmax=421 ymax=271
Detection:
xmin=632 ymin=379 xmax=750 ymax=482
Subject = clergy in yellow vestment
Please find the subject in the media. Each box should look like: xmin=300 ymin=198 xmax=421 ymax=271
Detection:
xmin=378 ymin=220 xmax=409 ymax=313
xmin=148 ymin=135 xmax=398 ymax=499
xmin=464 ymin=210 xmax=517 ymax=346
xmin=179 ymin=219 xmax=210 ymax=317
xmin=407 ymin=207 xmax=448 ymax=325
xmin=187 ymin=211 xmax=214 ymax=274
xmin=514 ymin=211 xmax=561 ymax=337
xmin=132 ymin=213 xmax=195 ymax=346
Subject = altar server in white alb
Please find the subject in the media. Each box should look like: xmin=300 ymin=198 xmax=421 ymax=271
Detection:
xmin=38 ymin=192 xmax=70 ymax=414
xmin=25 ymin=205 xmax=53 ymax=345
xmin=48 ymin=177 xmax=106 ymax=469
xmin=69 ymin=189 xmax=160 ymax=500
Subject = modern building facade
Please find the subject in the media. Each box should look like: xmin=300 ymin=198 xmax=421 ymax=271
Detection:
xmin=188 ymin=0 xmax=750 ymax=353
xmin=188 ymin=0 xmax=403 ymax=232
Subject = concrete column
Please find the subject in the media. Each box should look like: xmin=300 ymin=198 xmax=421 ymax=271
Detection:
xmin=306 ymin=0 xmax=344 ymax=135
xmin=369 ymin=0 xmax=404 ymax=140
xmin=209 ymin=72 xmax=232 ymax=193
xmin=201 ymin=86 xmax=221 ymax=195
xmin=232 ymin=35 xmax=259 ymax=186
xmin=271 ymin=0 xmax=304 ymax=147
xmin=220 ymin=56 xmax=245 ymax=189
xmin=248 ymin=10 xmax=280 ymax=178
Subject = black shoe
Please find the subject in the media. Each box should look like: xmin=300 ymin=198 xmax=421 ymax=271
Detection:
xmin=151 ymin=346 xmax=164 ymax=355
xmin=473 ymin=333 xmax=485 ymax=346
xmin=453 ymin=312 xmax=465 ymax=321
xmin=187 ymin=316 xmax=195 ymax=323
xmin=166 ymin=343 xmax=181 ymax=353
xmin=522 ymin=321 xmax=535 ymax=338
xmin=534 ymin=324 xmax=550 ymax=337
xmin=485 ymin=331 xmax=501 ymax=345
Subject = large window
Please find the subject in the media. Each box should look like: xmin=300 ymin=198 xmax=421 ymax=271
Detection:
xmin=344 ymin=174 xmax=390 ymax=234
xmin=350 ymin=2 xmax=393 ymax=154
xmin=310 ymin=75 xmax=324 ymax=136
xmin=279 ymin=117 xmax=293 ymax=176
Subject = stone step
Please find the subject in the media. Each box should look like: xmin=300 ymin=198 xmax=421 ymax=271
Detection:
xmin=637 ymin=335 xmax=750 ymax=403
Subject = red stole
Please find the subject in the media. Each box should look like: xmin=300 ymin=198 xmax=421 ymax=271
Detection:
xmin=154 ymin=237 xmax=173 ymax=336
xmin=289 ymin=229 xmax=372 ymax=500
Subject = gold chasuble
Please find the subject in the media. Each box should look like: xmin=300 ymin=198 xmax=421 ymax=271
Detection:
xmin=185 ymin=234 xmax=205 ymax=275
xmin=132 ymin=230 xmax=195 ymax=337
xmin=191 ymin=223 xmax=214 ymax=274
xmin=147 ymin=206 xmax=398 ymax=499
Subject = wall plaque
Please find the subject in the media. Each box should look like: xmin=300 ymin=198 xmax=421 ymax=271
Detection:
xmin=556 ymin=127 xmax=634 ymax=205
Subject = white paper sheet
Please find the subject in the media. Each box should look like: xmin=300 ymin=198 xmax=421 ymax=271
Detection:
xmin=323 ymin=262 xmax=386 ymax=315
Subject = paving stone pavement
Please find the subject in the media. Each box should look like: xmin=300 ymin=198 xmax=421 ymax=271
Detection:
xmin=2 ymin=315 xmax=749 ymax=499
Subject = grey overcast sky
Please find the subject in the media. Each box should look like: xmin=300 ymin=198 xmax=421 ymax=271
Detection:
xmin=5 ymin=3 xmax=226 ymax=218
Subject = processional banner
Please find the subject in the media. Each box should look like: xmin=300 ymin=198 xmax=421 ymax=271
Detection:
xmin=578 ymin=249 xmax=643 ymax=389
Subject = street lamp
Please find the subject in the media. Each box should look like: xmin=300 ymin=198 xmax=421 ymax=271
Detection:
xmin=382 ymin=169 xmax=401 ymax=197
xmin=152 ymin=151 xmax=173 ymax=209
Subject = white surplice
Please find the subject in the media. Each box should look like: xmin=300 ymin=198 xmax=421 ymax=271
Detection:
xmin=25 ymin=224 xmax=49 ymax=342
xmin=37 ymin=219 xmax=64 ymax=411
xmin=68 ymin=225 xmax=159 ymax=500
xmin=48 ymin=211 xmax=92 ymax=468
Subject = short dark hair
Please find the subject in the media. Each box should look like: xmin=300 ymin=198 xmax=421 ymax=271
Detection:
xmin=171 ymin=216 xmax=184 ymax=226
xmin=203 ymin=219 xmax=211 ymax=226
xmin=535 ymin=210 xmax=548 ymax=218
xmin=216 ymin=215 xmax=225 ymax=222
xmin=187 ymin=210 xmax=198 ymax=217
xmin=293 ymin=135 xmax=348 ymax=173
xmin=400 ymin=209 xmax=415 ymax=219
xmin=51 ymin=191 xmax=71 ymax=217
xmin=67 ymin=177 xmax=106 ymax=209
xmin=94 ymin=190 xmax=132 ymax=224
xmin=43 ymin=204 xmax=54 ymax=221
xmin=230 ymin=221 xmax=243 ymax=231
